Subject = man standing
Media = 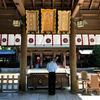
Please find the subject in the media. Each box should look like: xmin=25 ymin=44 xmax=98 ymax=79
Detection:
xmin=46 ymin=58 xmax=58 ymax=95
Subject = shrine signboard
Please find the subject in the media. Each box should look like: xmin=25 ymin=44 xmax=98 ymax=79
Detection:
xmin=58 ymin=11 xmax=71 ymax=34
xmin=26 ymin=10 xmax=39 ymax=34
xmin=41 ymin=9 xmax=56 ymax=34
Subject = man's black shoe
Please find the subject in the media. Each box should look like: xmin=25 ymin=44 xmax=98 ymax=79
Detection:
xmin=49 ymin=93 xmax=55 ymax=95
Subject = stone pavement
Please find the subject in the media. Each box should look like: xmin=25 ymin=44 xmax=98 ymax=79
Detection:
xmin=0 ymin=88 xmax=100 ymax=100
xmin=0 ymin=72 xmax=100 ymax=100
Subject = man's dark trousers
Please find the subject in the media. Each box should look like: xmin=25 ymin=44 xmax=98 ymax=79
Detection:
xmin=48 ymin=72 xmax=56 ymax=95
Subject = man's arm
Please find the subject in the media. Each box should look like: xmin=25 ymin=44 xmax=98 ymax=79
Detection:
xmin=55 ymin=63 xmax=58 ymax=70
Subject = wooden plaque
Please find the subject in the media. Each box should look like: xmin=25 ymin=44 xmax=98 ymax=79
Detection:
xmin=41 ymin=9 xmax=56 ymax=34
xmin=58 ymin=11 xmax=71 ymax=34
xmin=44 ymin=12 xmax=53 ymax=31
xmin=26 ymin=10 xmax=39 ymax=34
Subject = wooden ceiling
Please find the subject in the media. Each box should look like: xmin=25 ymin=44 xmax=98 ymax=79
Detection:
xmin=0 ymin=0 xmax=100 ymax=34
xmin=73 ymin=0 xmax=100 ymax=34
xmin=81 ymin=0 xmax=100 ymax=10
xmin=0 ymin=0 xmax=72 ymax=34
xmin=0 ymin=0 xmax=72 ymax=10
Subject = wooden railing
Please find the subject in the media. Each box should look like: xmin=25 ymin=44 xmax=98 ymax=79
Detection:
xmin=0 ymin=75 xmax=20 ymax=92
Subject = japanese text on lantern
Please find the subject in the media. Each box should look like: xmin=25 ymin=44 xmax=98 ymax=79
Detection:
xmin=44 ymin=12 xmax=53 ymax=31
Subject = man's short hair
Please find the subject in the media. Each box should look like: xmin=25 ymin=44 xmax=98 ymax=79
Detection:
xmin=50 ymin=57 xmax=54 ymax=61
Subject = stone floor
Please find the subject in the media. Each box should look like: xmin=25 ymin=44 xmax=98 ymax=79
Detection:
xmin=0 ymin=88 xmax=100 ymax=100
xmin=0 ymin=73 xmax=100 ymax=100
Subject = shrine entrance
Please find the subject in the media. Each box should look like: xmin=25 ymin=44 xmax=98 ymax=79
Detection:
xmin=1 ymin=0 xmax=100 ymax=92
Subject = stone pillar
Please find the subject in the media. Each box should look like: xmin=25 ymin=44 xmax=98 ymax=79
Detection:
xmin=20 ymin=17 xmax=27 ymax=91
xmin=30 ymin=51 xmax=33 ymax=69
xmin=40 ymin=52 xmax=42 ymax=68
xmin=69 ymin=18 xmax=77 ymax=92
xmin=63 ymin=52 xmax=66 ymax=68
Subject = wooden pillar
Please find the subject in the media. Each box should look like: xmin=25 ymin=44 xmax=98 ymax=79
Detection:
xmin=53 ymin=52 xmax=56 ymax=62
xmin=33 ymin=53 xmax=35 ymax=63
xmin=3 ymin=55 xmax=4 ymax=63
xmin=40 ymin=52 xmax=42 ymax=68
xmin=63 ymin=52 xmax=66 ymax=68
xmin=20 ymin=17 xmax=27 ymax=91
xmin=61 ymin=53 xmax=63 ymax=63
xmin=66 ymin=51 xmax=68 ymax=65
xmin=32 ymin=53 xmax=35 ymax=68
xmin=77 ymin=48 xmax=80 ymax=60
xmin=16 ymin=48 xmax=19 ymax=62
xmin=76 ymin=48 xmax=78 ymax=63
xmin=69 ymin=18 xmax=77 ymax=92
xmin=66 ymin=55 xmax=68 ymax=65
xmin=77 ymin=48 xmax=80 ymax=67
xmin=42 ymin=53 xmax=44 ymax=62
xmin=30 ymin=51 xmax=33 ymax=69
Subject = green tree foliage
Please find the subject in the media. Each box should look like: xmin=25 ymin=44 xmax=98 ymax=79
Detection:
xmin=0 ymin=46 xmax=16 ymax=50
xmin=89 ymin=45 xmax=100 ymax=67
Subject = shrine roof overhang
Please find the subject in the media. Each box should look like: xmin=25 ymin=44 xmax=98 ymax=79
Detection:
xmin=0 ymin=0 xmax=72 ymax=34
xmin=79 ymin=50 xmax=92 ymax=55
xmin=72 ymin=0 xmax=100 ymax=34
xmin=0 ymin=50 xmax=16 ymax=55
xmin=0 ymin=0 xmax=100 ymax=34
xmin=72 ymin=0 xmax=100 ymax=18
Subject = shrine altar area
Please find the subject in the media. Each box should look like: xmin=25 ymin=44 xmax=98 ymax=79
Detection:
xmin=26 ymin=68 xmax=70 ymax=89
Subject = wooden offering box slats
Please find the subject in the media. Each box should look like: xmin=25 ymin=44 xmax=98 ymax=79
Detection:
xmin=27 ymin=69 xmax=70 ymax=89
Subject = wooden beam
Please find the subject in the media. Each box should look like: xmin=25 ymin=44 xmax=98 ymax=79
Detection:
xmin=13 ymin=0 xmax=25 ymax=17
xmin=84 ymin=1 xmax=100 ymax=4
xmin=0 ymin=30 xmax=21 ymax=34
xmin=72 ymin=0 xmax=84 ymax=18
xmin=0 ymin=9 xmax=16 ymax=15
xmin=2 ymin=0 xmax=7 ymax=9
xmin=52 ymin=0 xmax=54 ymax=8
xmin=75 ymin=29 xmax=100 ymax=34
xmin=62 ymin=0 xmax=64 ymax=9
xmin=32 ymin=0 xmax=35 ymax=9
xmin=83 ymin=1 xmax=90 ymax=4
xmin=28 ymin=48 xmax=68 ymax=51
xmin=0 ymin=15 xmax=21 ymax=19
xmin=43 ymin=0 xmax=44 ymax=8
xmin=0 ymin=26 xmax=20 ymax=30
xmin=71 ymin=0 xmax=74 ymax=9
xmin=82 ymin=14 xmax=98 ymax=17
xmin=31 ymin=51 xmax=64 ymax=53
xmin=74 ymin=16 xmax=82 ymax=20
xmin=0 ymin=0 xmax=12 ymax=3
xmin=75 ymin=10 xmax=100 ymax=17
xmin=99 ymin=3 xmax=100 ymax=9
xmin=0 ymin=7 xmax=15 ymax=9
xmin=26 ymin=6 xmax=70 ymax=10
xmin=21 ymin=0 xmax=25 ymax=5
xmin=90 ymin=0 xmax=94 ymax=9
